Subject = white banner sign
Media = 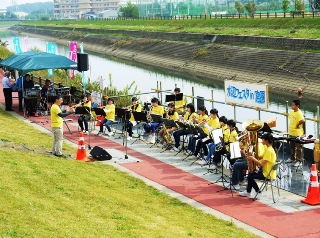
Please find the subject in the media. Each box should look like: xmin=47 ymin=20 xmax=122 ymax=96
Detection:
xmin=91 ymin=91 xmax=102 ymax=104
xmin=224 ymin=80 xmax=269 ymax=109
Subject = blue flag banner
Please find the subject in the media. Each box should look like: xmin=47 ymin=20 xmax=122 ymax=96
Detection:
xmin=13 ymin=37 xmax=22 ymax=54
xmin=46 ymin=42 xmax=57 ymax=76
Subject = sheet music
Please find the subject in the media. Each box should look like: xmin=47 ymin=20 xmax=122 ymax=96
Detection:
xmin=211 ymin=128 xmax=223 ymax=144
xmin=230 ymin=141 xmax=241 ymax=159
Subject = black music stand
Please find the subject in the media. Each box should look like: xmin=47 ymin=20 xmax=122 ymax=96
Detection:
xmin=150 ymin=114 xmax=163 ymax=123
xmin=93 ymin=108 xmax=106 ymax=117
xmin=75 ymin=106 xmax=92 ymax=149
xmin=75 ymin=106 xmax=90 ymax=115
xmin=189 ymin=126 xmax=207 ymax=166
xmin=131 ymin=112 xmax=148 ymax=145
xmin=214 ymin=152 xmax=233 ymax=196
xmin=149 ymin=114 xmax=163 ymax=147
xmin=173 ymin=121 xmax=189 ymax=156
xmin=114 ymin=108 xmax=130 ymax=139
xmin=165 ymin=93 xmax=183 ymax=111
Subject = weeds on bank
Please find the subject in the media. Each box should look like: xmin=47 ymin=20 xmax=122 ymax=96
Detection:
xmin=21 ymin=18 xmax=320 ymax=39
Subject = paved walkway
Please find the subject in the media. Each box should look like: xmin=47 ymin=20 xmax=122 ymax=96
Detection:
xmin=1 ymin=85 xmax=320 ymax=237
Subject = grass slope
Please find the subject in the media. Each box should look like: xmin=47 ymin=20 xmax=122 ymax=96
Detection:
xmin=22 ymin=18 xmax=320 ymax=39
xmin=0 ymin=110 xmax=257 ymax=237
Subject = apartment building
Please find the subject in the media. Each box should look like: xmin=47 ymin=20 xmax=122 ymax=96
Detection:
xmin=54 ymin=0 xmax=120 ymax=19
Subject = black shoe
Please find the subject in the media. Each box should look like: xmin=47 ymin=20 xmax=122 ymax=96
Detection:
xmin=6 ymin=108 xmax=13 ymax=111
xmin=55 ymin=154 xmax=67 ymax=158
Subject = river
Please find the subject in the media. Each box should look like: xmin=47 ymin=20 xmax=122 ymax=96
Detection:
xmin=1 ymin=31 xmax=319 ymax=145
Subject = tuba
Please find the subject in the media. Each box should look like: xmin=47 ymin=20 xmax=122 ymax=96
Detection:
xmin=242 ymin=119 xmax=264 ymax=173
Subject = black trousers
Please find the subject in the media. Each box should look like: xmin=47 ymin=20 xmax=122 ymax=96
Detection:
xmin=18 ymin=90 xmax=23 ymax=111
xmin=3 ymin=88 xmax=13 ymax=110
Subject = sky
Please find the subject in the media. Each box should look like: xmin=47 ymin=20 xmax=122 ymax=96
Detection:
xmin=2 ymin=0 xmax=52 ymax=9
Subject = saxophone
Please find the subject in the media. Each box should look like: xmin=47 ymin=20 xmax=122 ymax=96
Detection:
xmin=162 ymin=124 xmax=173 ymax=144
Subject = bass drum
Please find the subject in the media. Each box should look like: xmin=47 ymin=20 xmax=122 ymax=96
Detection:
xmin=314 ymin=139 xmax=320 ymax=171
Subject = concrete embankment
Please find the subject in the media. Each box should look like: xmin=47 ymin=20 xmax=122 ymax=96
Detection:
xmin=9 ymin=25 xmax=320 ymax=101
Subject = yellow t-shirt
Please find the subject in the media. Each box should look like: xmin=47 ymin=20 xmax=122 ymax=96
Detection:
xmin=262 ymin=146 xmax=276 ymax=180
xmin=151 ymin=105 xmax=164 ymax=116
xmin=172 ymin=98 xmax=185 ymax=113
xmin=208 ymin=117 xmax=220 ymax=130
xmin=130 ymin=104 xmax=142 ymax=122
xmin=228 ymin=128 xmax=238 ymax=143
xmin=168 ymin=111 xmax=179 ymax=121
xmin=51 ymin=104 xmax=63 ymax=128
xmin=222 ymin=125 xmax=229 ymax=143
xmin=80 ymin=101 xmax=91 ymax=116
xmin=104 ymin=104 xmax=115 ymax=121
xmin=289 ymin=110 xmax=304 ymax=137
xmin=258 ymin=142 xmax=267 ymax=157
xmin=198 ymin=114 xmax=209 ymax=135
xmin=184 ymin=112 xmax=198 ymax=121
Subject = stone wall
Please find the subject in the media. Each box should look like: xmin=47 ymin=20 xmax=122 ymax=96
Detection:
xmin=13 ymin=25 xmax=320 ymax=50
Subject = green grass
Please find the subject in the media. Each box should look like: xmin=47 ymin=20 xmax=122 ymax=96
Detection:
xmin=21 ymin=18 xmax=320 ymax=39
xmin=0 ymin=110 xmax=257 ymax=237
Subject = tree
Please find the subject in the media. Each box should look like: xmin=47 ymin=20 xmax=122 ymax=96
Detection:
xmin=119 ymin=2 xmax=139 ymax=18
xmin=295 ymin=0 xmax=305 ymax=11
xmin=244 ymin=3 xmax=257 ymax=15
xmin=235 ymin=1 xmax=245 ymax=13
xmin=282 ymin=0 xmax=290 ymax=12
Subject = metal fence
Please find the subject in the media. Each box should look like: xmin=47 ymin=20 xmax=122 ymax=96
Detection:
xmin=31 ymin=76 xmax=320 ymax=140
xmin=98 ymin=11 xmax=320 ymax=21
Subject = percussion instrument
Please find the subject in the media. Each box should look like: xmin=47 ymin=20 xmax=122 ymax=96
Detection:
xmin=26 ymin=88 xmax=41 ymax=97
xmin=56 ymin=87 xmax=70 ymax=95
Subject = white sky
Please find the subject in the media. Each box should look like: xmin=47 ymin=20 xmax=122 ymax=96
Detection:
xmin=2 ymin=0 xmax=52 ymax=9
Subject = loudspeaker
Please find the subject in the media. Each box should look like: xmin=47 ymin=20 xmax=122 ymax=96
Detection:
xmin=90 ymin=146 xmax=112 ymax=161
xmin=77 ymin=53 xmax=89 ymax=72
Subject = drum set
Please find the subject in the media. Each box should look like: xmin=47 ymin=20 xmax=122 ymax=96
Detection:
xmin=24 ymin=85 xmax=71 ymax=116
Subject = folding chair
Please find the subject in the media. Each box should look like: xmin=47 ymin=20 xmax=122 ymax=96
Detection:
xmin=253 ymin=160 xmax=282 ymax=203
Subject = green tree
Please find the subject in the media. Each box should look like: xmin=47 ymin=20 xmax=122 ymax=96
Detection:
xmin=119 ymin=2 xmax=139 ymax=18
xmin=244 ymin=3 xmax=257 ymax=15
xmin=235 ymin=1 xmax=245 ymax=14
xmin=295 ymin=0 xmax=305 ymax=11
xmin=282 ymin=0 xmax=290 ymax=12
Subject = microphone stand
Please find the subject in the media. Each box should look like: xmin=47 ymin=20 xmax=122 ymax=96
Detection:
xmin=122 ymin=110 xmax=129 ymax=159
xmin=84 ymin=107 xmax=92 ymax=150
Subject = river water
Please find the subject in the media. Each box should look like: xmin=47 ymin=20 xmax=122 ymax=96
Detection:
xmin=2 ymin=31 xmax=319 ymax=144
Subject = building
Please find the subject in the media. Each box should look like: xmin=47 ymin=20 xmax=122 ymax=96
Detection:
xmin=98 ymin=9 xmax=118 ymax=19
xmin=0 ymin=8 xmax=6 ymax=15
xmin=54 ymin=0 xmax=120 ymax=20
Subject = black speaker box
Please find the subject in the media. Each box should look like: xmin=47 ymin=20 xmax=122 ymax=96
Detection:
xmin=77 ymin=53 xmax=89 ymax=72
xmin=90 ymin=146 xmax=112 ymax=161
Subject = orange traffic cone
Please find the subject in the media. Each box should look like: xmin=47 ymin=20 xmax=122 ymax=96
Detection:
xmin=96 ymin=116 xmax=104 ymax=126
xmin=301 ymin=164 xmax=320 ymax=205
xmin=75 ymin=132 xmax=90 ymax=162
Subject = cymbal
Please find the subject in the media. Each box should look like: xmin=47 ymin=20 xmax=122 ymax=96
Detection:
xmin=242 ymin=119 xmax=264 ymax=131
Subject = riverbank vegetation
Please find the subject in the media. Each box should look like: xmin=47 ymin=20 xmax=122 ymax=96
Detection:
xmin=0 ymin=110 xmax=257 ymax=237
xmin=21 ymin=18 xmax=320 ymax=39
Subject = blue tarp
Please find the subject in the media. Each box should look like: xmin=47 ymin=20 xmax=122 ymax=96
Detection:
xmin=0 ymin=51 xmax=77 ymax=75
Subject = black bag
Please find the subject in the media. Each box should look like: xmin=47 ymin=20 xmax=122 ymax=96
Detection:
xmin=90 ymin=146 xmax=112 ymax=161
